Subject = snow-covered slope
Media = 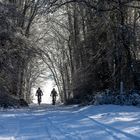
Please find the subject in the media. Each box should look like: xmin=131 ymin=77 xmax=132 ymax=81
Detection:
xmin=0 ymin=104 xmax=140 ymax=140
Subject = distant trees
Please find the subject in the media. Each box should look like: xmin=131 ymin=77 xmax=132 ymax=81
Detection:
xmin=0 ymin=0 xmax=49 ymax=103
xmin=33 ymin=0 xmax=140 ymax=103
xmin=64 ymin=0 xmax=140 ymax=102
xmin=0 ymin=0 xmax=68 ymax=104
xmin=0 ymin=1 xmax=33 ymax=101
xmin=0 ymin=0 xmax=140 ymax=105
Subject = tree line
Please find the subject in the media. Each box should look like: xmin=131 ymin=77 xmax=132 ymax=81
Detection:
xmin=0 ymin=0 xmax=140 ymax=105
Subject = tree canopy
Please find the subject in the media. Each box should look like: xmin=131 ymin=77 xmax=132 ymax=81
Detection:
xmin=0 ymin=0 xmax=140 ymax=106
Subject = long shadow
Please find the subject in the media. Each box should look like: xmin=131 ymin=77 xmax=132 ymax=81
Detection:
xmin=87 ymin=116 xmax=140 ymax=140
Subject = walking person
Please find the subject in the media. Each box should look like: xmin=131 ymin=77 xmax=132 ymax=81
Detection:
xmin=36 ymin=87 xmax=43 ymax=105
xmin=50 ymin=88 xmax=58 ymax=105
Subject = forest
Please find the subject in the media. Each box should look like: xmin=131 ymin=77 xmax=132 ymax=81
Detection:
xmin=0 ymin=0 xmax=140 ymax=107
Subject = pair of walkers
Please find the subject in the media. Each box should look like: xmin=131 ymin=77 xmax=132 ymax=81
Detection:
xmin=36 ymin=88 xmax=58 ymax=105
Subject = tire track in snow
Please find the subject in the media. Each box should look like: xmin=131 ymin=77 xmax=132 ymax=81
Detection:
xmin=30 ymin=104 xmax=82 ymax=139
xmin=85 ymin=115 xmax=140 ymax=140
xmin=2 ymin=104 xmax=139 ymax=140
xmin=67 ymin=110 xmax=129 ymax=140
xmin=14 ymin=110 xmax=51 ymax=140
xmin=45 ymin=115 xmax=81 ymax=140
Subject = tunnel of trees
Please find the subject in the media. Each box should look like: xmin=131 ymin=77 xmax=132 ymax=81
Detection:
xmin=0 ymin=0 xmax=140 ymax=106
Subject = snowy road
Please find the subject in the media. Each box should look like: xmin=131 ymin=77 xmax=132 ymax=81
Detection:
xmin=0 ymin=104 xmax=140 ymax=140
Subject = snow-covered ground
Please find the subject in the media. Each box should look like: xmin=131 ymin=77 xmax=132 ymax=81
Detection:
xmin=0 ymin=104 xmax=140 ymax=140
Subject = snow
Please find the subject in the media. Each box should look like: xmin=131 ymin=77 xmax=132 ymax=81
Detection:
xmin=0 ymin=104 xmax=140 ymax=140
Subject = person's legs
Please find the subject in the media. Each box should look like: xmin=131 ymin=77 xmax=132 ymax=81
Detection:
xmin=54 ymin=96 xmax=56 ymax=102
xmin=39 ymin=96 xmax=42 ymax=102
xmin=38 ymin=96 xmax=41 ymax=105
xmin=52 ymin=95 xmax=56 ymax=105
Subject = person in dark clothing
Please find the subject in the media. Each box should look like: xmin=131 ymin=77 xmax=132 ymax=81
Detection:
xmin=36 ymin=87 xmax=43 ymax=105
xmin=50 ymin=88 xmax=58 ymax=105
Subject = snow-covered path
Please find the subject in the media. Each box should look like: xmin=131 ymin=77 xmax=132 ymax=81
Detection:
xmin=0 ymin=104 xmax=140 ymax=140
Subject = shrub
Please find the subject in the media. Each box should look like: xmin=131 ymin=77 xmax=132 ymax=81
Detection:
xmin=94 ymin=90 xmax=140 ymax=106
